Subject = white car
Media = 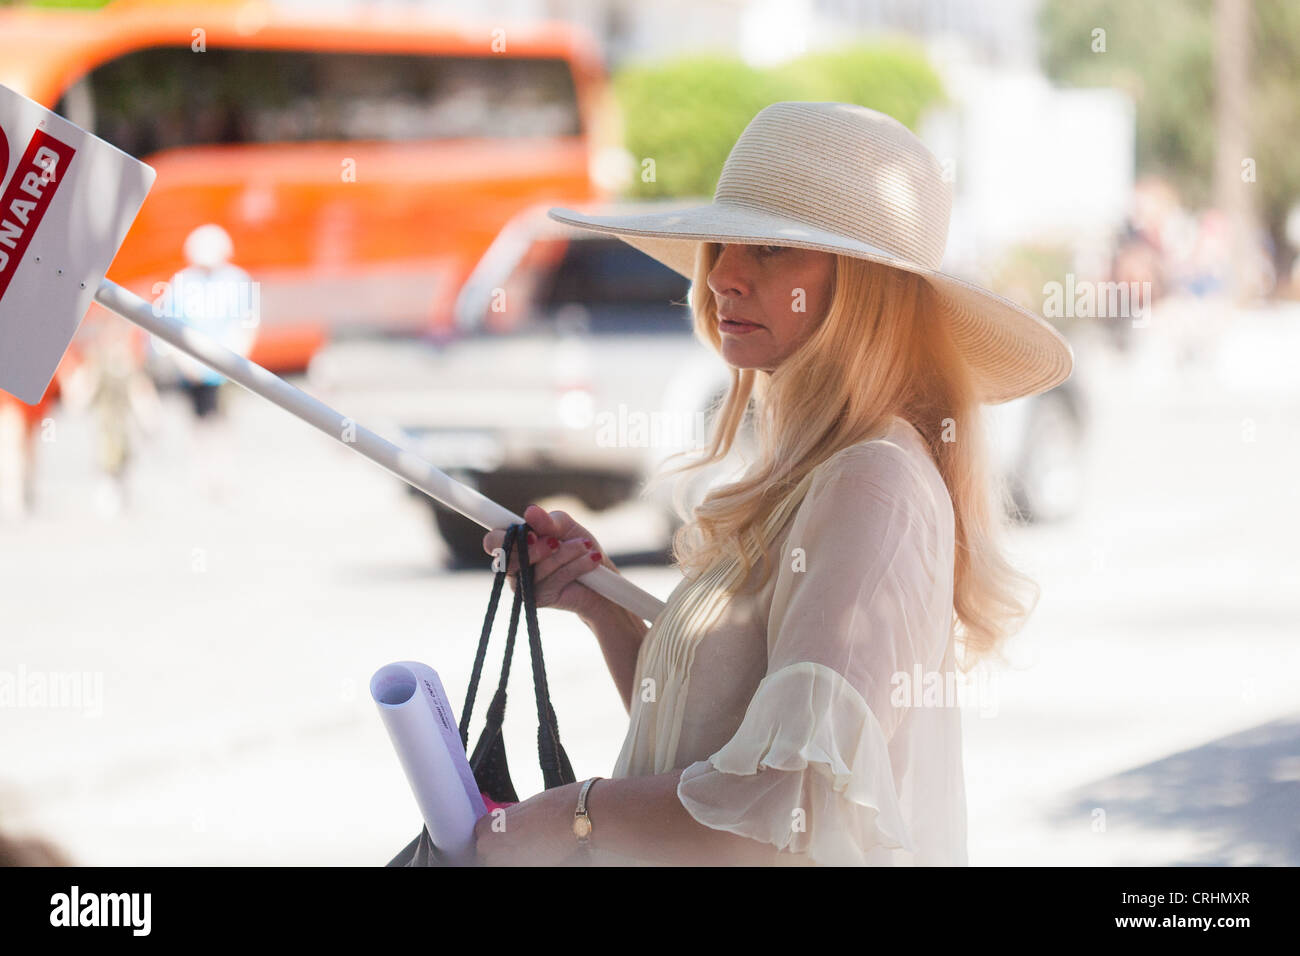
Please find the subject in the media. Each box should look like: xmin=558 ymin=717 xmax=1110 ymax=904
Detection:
xmin=308 ymin=199 xmax=1088 ymax=565
xmin=308 ymin=199 xmax=746 ymax=565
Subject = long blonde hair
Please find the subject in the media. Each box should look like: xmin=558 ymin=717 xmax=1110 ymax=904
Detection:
xmin=646 ymin=241 xmax=1039 ymax=672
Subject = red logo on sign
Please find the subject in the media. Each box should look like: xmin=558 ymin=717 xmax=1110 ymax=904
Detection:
xmin=0 ymin=126 xmax=9 ymax=181
xmin=0 ymin=128 xmax=77 ymax=304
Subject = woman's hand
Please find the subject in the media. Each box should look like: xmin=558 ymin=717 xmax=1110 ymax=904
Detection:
xmin=473 ymin=781 xmax=587 ymax=866
xmin=481 ymin=503 xmax=620 ymax=622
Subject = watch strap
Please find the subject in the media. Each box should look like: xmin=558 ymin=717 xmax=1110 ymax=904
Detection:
xmin=573 ymin=776 xmax=601 ymax=850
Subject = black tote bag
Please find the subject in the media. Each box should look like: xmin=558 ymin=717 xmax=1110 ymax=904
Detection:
xmin=386 ymin=522 xmax=577 ymax=866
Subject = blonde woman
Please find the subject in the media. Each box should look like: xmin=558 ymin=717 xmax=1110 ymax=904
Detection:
xmin=475 ymin=102 xmax=1073 ymax=866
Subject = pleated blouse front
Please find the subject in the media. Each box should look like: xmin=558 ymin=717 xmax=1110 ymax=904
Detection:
xmin=594 ymin=415 xmax=968 ymax=866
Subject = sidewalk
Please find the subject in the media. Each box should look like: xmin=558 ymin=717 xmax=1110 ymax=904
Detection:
xmin=2 ymin=324 xmax=1296 ymax=864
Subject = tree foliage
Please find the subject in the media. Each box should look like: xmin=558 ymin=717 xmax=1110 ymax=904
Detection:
xmin=612 ymin=43 xmax=946 ymax=199
xmin=1038 ymin=0 xmax=1300 ymax=253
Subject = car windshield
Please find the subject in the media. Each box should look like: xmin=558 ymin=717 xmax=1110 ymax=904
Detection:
xmin=481 ymin=236 xmax=693 ymax=335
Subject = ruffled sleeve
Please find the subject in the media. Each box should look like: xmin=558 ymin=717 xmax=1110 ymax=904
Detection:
xmin=676 ymin=437 xmax=954 ymax=865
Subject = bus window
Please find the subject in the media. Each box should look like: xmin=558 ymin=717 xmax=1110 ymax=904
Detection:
xmin=54 ymin=47 xmax=583 ymax=156
xmin=6 ymin=12 xmax=605 ymax=374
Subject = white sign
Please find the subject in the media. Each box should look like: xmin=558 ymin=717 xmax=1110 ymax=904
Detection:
xmin=0 ymin=83 xmax=156 ymax=404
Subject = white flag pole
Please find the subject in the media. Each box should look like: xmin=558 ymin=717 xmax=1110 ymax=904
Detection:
xmin=93 ymin=278 xmax=667 ymax=624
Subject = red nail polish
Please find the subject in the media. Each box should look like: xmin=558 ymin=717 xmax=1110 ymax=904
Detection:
xmin=548 ymin=537 xmax=560 ymax=549
xmin=582 ymin=539 xmax=592 ymax=548
xmin=590 ymin=552 xmax=601 ymax=562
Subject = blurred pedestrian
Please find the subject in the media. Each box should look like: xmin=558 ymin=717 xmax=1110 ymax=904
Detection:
xmin=60 ymin=318 xmax=162 ymax=518
xmin=0 ymin=391 xmax=37 ymax=522
xmin=155 ymin=224 xmax=258 ymax=424
xmin=1108 ymin=220 xmax=1163 ymax=352
xmin=0 ymin=351 xmax=71 ymax=523
xmin=150 ymin=224 xmax=258 ymax=503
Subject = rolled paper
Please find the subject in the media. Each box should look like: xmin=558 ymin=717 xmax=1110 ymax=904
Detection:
xmin=371 ymin=662 xmax=487 ymax=863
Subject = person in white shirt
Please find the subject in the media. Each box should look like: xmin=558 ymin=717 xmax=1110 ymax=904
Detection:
xmin=152 ymin=223 xmax=258 ymax=422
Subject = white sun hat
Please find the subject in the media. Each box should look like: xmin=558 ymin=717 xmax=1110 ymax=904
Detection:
xmin=548 ymin=101 xmax=1074 ymax=405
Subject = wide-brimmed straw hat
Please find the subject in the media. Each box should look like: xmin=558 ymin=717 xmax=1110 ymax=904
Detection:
xmin=548 ymin=101 xmax=1073 ymax=405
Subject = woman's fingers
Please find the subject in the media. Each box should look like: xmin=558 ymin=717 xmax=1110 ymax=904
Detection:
xmin=528 ymin=536 xmax=597 ymax=583
xmin=479 ymin=507 xmax=604 ymax=592
xmin=482 ymin=528 xmax=531 ymax=573
xmin=480 ymin=527 xmax=569 ymax=574
xmin=524 ymin=504 xmax=594 ymax=544
xmin=521 ymin=503 xmax=558 ymax=537
xmin=499 ymin=536 xmax=595 ymax=582
xmin=482 ymin=506 xmax=586 ymax=555
xmin=480 ymin=504 xmax=558 ymax=557
xmin=505 ymin=538 xmax=603 ymax=609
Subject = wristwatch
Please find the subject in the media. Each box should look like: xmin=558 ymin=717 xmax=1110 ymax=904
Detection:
xmin=573 ymin=776 xmax=601 ymax=852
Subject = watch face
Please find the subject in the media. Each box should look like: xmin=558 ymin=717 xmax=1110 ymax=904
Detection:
xmin=573 ymin=817 xmax=592 ymax=838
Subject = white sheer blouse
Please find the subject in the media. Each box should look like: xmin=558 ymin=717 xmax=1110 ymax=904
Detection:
xmin=597 ymin=415 xmax=967 ymax=866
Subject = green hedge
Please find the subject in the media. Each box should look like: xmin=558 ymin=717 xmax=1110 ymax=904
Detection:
xmin=612 ymin=43 xmax=946 ymax=199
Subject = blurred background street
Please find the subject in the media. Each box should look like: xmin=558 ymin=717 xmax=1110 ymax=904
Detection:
xmin=1 ymin=0 xmax=1298 ymax=866
xmin=2 ymin=311 xmax=1295 ymax=865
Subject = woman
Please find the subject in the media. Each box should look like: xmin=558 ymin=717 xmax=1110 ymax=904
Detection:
xmin=475 ymin=102 xmax=1073 ymax=866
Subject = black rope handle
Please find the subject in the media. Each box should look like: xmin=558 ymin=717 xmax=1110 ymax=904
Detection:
xmin=516 ymin=530 xmax=575 ymax=789
xmin=458 ymin=522 xmax=528 ymax=750
xmin=456 ymin=521 xmax=573 ymax=790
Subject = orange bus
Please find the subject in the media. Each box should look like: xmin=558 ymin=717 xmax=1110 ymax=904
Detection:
xmin=0 ymin=0 xmax=607 ymax=384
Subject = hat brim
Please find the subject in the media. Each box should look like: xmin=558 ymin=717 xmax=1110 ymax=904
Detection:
xmin=547 ymin=203 xmax=1073 ymax=405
